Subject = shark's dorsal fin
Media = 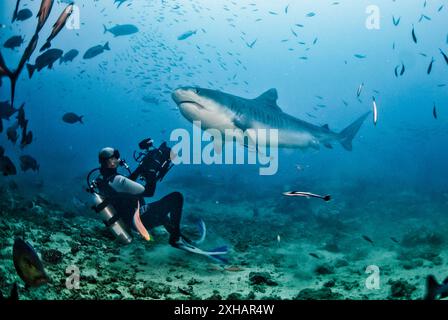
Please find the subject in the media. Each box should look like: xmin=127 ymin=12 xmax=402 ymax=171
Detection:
xmin=321 ymin=124 xmax=330 ymax=130
xmin=255 ymin=89 xmax=282 ymax=111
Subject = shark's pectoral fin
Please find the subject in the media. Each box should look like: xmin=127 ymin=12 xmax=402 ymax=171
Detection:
xmin=233 ymin=116 xmax=250 ymax=132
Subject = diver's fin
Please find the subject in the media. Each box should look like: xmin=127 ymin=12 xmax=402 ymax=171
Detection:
xmin=209 ymin=245 xmax=229 ymax=253
xmin=192 ymin=219 xmax=206 ymax=245
xmin=173 ymin=239 xmax=229 ymax=261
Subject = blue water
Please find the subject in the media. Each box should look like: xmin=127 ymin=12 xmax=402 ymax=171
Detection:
xmin=1 ymin=0 xmax=448 ymax=300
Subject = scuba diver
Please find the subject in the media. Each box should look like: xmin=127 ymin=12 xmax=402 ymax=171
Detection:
xmin=86 ymin=138 xmax=228 ymax=263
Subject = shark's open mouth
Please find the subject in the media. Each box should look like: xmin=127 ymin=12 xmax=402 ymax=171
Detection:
xmin=179 ymin=100 xmax=205 ymax=110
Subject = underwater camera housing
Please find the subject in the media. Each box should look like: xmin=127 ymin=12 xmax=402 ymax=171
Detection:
xmin=132 ymin=138 xmax=174 ymax=182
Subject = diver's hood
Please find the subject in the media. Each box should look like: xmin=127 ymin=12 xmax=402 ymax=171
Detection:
xmin=98 ymin=147 xmax=120 ymax=164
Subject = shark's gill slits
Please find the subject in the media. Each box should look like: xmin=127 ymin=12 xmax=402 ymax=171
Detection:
xmin=180 ymin=101 xmax=205 ymax=110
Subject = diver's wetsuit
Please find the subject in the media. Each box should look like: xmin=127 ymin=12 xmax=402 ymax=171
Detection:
xmin=98 ymin=167 xmax=183 ymax=244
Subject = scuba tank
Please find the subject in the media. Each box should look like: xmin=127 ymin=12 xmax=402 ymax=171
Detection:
xmin=87 ymin=168 xmax=133 ymax=245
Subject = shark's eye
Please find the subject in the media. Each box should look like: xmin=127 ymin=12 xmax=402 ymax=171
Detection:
xmin=194 ymin=88 xmax=200 ymax=94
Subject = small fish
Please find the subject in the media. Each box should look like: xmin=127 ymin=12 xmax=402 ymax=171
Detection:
xmin=0 ymin=101 xmax=18 ymax=120
xmin=114 ymin=0 xmax=127 ymax=8
xmin=390 ymin=237 xmax=399 ymax=243
xmin=40 ymin=3 xmax=74 ymax=52
xmin=392 ymin=16 xmax=401 ymax=26
xmin=6 ymin=122 xmax=19 ymax=144
xmin=362 ymin=235 xmax=374 ymax=244
xmin=309 ymin=253 xmax=320 ymax=259
xmin=20 ymin=155 xmax=39 ymax=172
xmin=427 ymin=57 xmax=435 ymax=74
xmin=103 ymin=24 xmax=139 ymax=37
xmin=277 ymin=234 xmax=281 ymax=242
xmin=412 ymin=25 xmax=417 ymax=43
xmin=419 ymin=14 xmax=431 ymax=22
xmin=20 ymin=130 xmax=33 ymax=149
xmin=394 ymin=65 xmax=399 ymax=77
xmin=207 ymin=264 xmax=224 ymax=271
xmin=26 ymin=48 xmax=63 ymax=78
xmin=59 ymin=49 xmax=79 ymax=64
xmin=62 ymin=112 xmax=83 ymax=124
xmin=372 ymin=97 xmax=378 ymax=126
xmin=306 ymin=12 xmax=316 ymax=17
xmin=16 ymin=104 xmax=26 ymax=129
xmin=354 ymin=54 xmax=366 ymax=59
xmin=400 ymin=63 xmax=405 ymax=76
xmin=433 ymin=103 xmax=437 ymax=119
xmin=424 ymin=275 xmax=448 ymax=300
xmin=13 ymin=238 xmax=49 ymax=287
xmin=15 ymin=9 xmax=33 ymax=22
xmin=283 ymin=191 xmax=331 ymax=202
xmin=0 ymin=146 xmax=17 ymax=176
xmin=357 ymin=82 xmax=364 ymax=97
xmin=3 ymin=35 xmax=24 ymax=50
xmin=440 ymin=49 xmax=448 ymax=65
xmin=246 ymin=39 xmax=257 ymax=48
xmin=177 ymin=30 xmax=197 ymax=41
xmin=83 ymin=42 xmax=110 ymax=59
xmin=224 ymin=266 xmax=244 ymax=272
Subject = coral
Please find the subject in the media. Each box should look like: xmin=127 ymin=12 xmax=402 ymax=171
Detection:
xmin=388 ymin=279 xmax=417 ymax=300
xmin=314 ymin=264 xmax=335 ymax=275
xmin=42 ymin=249 xmax=63 ymax=265
xmin=248 ymin=272 xmax=278 ymax=286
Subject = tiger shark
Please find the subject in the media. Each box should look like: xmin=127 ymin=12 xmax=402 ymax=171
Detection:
xmin=171 ymin=87 xmax=370 ymax=151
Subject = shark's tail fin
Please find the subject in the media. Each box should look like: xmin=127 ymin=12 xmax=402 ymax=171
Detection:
xmin=338 ymin=111 xmax=370 ymax=151
xmin=425 ymin=275 xmax=440 ymax=300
